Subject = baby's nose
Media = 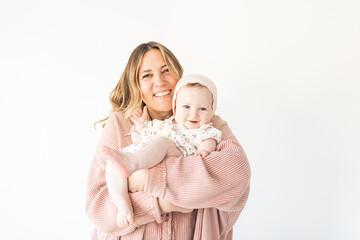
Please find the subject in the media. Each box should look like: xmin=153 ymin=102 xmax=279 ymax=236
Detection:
xmin=190 ymin=110 xmax=199 ymax=117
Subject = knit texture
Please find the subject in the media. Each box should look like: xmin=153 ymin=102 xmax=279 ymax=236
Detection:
xmin=86 ymin=111 xmax=251 ymax=240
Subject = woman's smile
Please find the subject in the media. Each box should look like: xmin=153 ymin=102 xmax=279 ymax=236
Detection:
xmin=154 ymin=90 xmax=171 ymax=97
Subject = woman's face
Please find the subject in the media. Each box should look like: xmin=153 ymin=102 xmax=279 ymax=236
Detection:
xmin=139 ymin=49 xmax=178 ymax=120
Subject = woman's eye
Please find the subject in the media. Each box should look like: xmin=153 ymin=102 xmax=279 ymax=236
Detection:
xmin=142 ymin=74 xmax=151 ymax=79
xmin=163 ymin=68 xmax=170 ymax=73
xmin=200 ymin=107 xmax=207 ymax=111
xmin=183 ymin=105 xmax=190 ymax=109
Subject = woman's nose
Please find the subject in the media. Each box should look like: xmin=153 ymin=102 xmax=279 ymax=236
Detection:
xmin=153 ymin=73 xmax=166 ymax=86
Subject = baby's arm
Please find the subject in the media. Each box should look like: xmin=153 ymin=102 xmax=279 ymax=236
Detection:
xmin=129 ymin=106 xmax=150 ymax=128
xmin=195 ymin=138 xmax=217 ymax=158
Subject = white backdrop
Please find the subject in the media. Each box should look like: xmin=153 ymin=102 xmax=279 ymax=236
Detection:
xmin=1 ymin=1 xmax=359 ymax=239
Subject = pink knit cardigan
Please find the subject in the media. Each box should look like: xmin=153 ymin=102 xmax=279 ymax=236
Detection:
xmin=86 ymin=112 xmax=250 ymax=240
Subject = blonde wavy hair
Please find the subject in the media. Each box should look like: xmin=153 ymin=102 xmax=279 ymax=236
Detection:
xmin=95 ymin=42 xmax=183 ymax=127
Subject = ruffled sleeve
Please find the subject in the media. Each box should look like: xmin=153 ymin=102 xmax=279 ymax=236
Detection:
xmin=130 ymin=120 xmax=152 ymax=146
xmin=196 ymin=123 xmax=222 ymax=144
xmin=130 ymin=116 xmax=175 ymax=146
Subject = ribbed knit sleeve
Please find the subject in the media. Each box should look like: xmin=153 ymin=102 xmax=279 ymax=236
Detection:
xmin=86 ymin=112 xmax=163 ymax=237
xmin=145 ymin=115 xmax=251 ymax=212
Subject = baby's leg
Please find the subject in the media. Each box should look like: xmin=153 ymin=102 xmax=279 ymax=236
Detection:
xmin=106 ymin=161 xmax=134 ymax=227
xmin=102 ymin=137 xmax=181 ymax=177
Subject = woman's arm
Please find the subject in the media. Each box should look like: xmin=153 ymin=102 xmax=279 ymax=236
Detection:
xmin=144 ymin=115 xmax=251 ymax=211
xmin=86 ymin=112 xmax=164 ymax=236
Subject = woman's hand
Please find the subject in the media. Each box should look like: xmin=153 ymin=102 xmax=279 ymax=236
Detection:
xmin=158 ymin=198 xmax=193 ymax=214
xmin=128 ymin=169 xmax=193 ymax=214
xmin=128 ymin=169 xmax=147 ymax=192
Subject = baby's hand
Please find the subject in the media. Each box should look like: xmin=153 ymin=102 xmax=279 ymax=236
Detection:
xmin=129 ymin=106 xmax=150 ymax=127
xmin=195 ymin=150 xmax=210 ymax=158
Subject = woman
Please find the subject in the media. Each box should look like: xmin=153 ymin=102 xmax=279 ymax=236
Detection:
xmin=86 ymin=42 xmax=251 ymax=240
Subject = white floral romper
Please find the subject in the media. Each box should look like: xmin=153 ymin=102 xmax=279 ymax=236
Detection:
xmin=123 ymin=116 xmax=222 ymax=157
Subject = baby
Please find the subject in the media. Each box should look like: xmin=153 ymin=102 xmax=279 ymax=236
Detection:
xmin=103 ymin=74 xmax=222 ymax=227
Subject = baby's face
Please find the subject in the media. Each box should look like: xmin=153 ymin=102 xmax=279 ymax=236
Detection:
xmin=174 ymin=86 xmax=214 ymax=129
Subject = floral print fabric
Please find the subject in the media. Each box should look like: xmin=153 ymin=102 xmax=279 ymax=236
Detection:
xmin=122 ymin=116 xmax=222 ymax=156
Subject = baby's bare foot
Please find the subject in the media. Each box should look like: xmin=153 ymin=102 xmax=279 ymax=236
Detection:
xmin=117 ymin=212 xmax=135 ymax=228
xmin=102 ymin=146 xmax=131 ymax=177
xmin=115 ymin=197 xmax=135 ymax=227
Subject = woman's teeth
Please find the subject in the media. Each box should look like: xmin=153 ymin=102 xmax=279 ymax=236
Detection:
xmin=154 ymin=90 xmax=171 ymax=97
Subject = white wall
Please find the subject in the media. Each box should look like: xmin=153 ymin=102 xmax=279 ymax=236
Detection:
xmin=1 ymin=1 xmax=359 ymax=239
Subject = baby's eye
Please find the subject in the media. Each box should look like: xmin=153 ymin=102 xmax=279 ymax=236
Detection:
xmin=183 ymin=105 xmax=190 ymax=109
xmin=200 ymin=107 xmax=207 ymax=111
